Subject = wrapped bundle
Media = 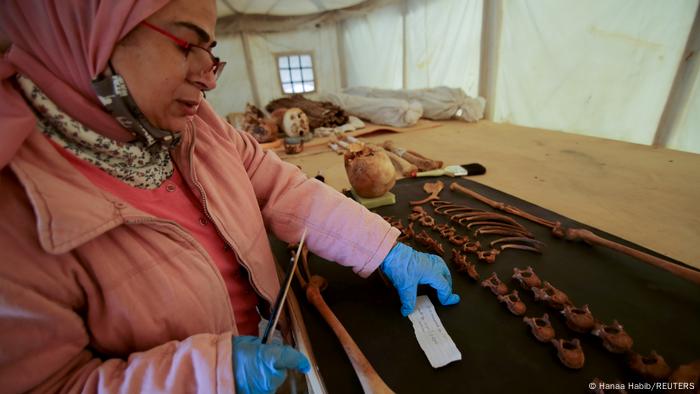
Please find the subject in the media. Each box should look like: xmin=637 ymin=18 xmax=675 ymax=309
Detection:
xmin=318 ymin=92 xmax=422 ymax=128
xmin=345 ymin=86 xmax=485 ymax=122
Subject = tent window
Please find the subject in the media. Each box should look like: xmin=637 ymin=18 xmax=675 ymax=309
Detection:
xmin=277 ymin=54 xmax=316 ymax=94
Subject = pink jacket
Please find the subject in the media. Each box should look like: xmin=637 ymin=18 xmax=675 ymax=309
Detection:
xmin=0 ymin=102 xmax=400 ymax=393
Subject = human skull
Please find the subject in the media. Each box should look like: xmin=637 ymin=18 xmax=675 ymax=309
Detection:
xmin=282 ymin=108 xmax=309 ymax=137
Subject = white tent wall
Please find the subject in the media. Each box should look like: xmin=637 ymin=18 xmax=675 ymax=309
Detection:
xmin=246 ymin=26 xmax=343 ymax=108
xmin=205 ymin=35 xmax=254 ymax=116
xmin=491 ymin=0 xmax=698 ymax=148
xmin=657 ymin=5 xmax=700 ymax=155
xmin=666 ymin=72 xmax=700 ymax=153
xmin=208 ymin=0 xmax=699 ymax=154
xmin=342 ymin=2 xmax=404 ymax=89
xmin=210 ymin=25 xmax=342 ymax=113
xmin=404 ymin=0 xmax=482 ymax=95
xmin=341 ymin=0 xmax=483 ymax=94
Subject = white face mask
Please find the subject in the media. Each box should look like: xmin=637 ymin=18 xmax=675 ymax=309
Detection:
xmin=92 ymin=69 xmax=181 ymax=148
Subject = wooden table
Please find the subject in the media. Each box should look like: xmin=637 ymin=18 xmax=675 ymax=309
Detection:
xmin=277 ymin=120 xmax=700 ymax=269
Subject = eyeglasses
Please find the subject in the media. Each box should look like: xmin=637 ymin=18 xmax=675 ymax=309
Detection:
xmin=141 ymin=21 xmax=226 ymax=81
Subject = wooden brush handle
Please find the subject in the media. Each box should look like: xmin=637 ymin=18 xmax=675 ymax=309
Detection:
xmin=305 ymin=276 xmax=395 ymax=393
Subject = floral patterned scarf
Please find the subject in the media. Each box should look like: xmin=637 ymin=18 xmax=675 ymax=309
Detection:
xmin=17 ymin=74 xmax=173 ymax=189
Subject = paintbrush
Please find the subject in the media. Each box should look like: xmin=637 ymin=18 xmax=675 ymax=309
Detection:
xmin=415 ymin=163 xmax=486 ymax=177
xmin=262 ymin=228 xmax=307 ymax=344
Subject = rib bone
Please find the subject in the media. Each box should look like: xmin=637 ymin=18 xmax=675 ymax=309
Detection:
xmin=450 ymin=182 xmax=700 ymax=285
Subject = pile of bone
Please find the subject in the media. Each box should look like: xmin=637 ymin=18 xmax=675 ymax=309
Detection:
xmin=383 ymin=209 xmax=700 ymax=386
xmin=385 ymin=197 xmax=546 ymax=265
xmin=496 ymin=267 xmax=698 ymax=386
xmin=429 ymin=200 xmax=545 ymax=264
xmin=384 ymin=209 xmax=479 ymax=280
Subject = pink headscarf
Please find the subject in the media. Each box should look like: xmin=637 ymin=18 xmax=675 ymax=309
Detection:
xmin=0 ymin=0 xmax=170 ymax=168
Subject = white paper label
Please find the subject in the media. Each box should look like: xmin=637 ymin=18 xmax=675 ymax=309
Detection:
xmin=408 ymin=295 xmax=462 ymax=368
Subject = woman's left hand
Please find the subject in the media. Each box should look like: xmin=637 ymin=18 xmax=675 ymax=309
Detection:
xmin=380 ymin=242 xmax=460 ymax=316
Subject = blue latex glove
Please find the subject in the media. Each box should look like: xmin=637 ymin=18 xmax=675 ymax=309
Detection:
xmin=380 ymin=242 xmax=460 ymax=316
xmin=232 ymin=336 xmax=311 ymax=394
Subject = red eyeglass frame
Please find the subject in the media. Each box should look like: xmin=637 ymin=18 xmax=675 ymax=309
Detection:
xmin=141 ymin=21 xmax=226 ymax=80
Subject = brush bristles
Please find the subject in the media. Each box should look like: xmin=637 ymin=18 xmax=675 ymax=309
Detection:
xmin=464 ymin=163 xmax=486 ymax=176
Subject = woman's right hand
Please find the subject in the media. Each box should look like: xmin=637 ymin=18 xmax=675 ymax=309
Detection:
xmin=232 ymin=336 xmax=310 ymax=394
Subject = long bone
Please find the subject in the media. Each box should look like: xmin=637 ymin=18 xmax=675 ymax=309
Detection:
xmin=441 ymin=207 xmax=482 ymax=215
xmin=490 ymin=237 xmax=544 ymax=249
xmin=450 ymin=182 xmax=558 ymax=228
xmin=305 ymin=277 xmax=396 ymax=393
xmin=474 ymin=227 xmax=534 ymax=239
xmin=453 ymin=213 xmax=527 ymax=230
xmin=296 ymin=249 xmax=396 ymax=393
xmin=467 ymin=221 xmax=533 ymax=235
xmin=499 ymin=244 xmax=543 ymax=254
xmin=383 ymin=140 xmax=442 ymax=171
xmin=450 ymin=182 xmax=700 ymax=285
xmin=557 ymin=228 xmax=700 ymax=285
xmin=432 ymin=203 xmax=479 ymax=216
xmin=467 ymin=220 xmax=529 ymax=232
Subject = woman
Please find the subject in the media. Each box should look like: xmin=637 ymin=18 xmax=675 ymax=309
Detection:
xmin=0 ymin=1 xmax=459 ymax=393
